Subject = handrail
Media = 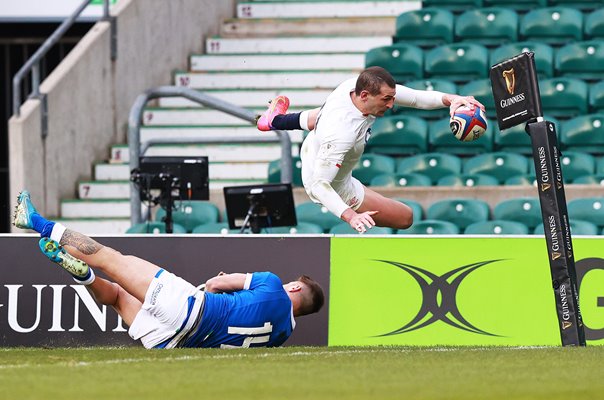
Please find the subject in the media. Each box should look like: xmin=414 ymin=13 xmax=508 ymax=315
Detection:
xmin=127 ymin=86 xmax=293 ymax=225
xmin=12 ymin=0 xmax=114 ymax=118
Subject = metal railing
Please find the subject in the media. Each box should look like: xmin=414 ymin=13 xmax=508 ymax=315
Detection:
xmin=12 ymin=0 xmax=115 ymax=131
xmin=128 ymin=86 xmax=293 ymax=226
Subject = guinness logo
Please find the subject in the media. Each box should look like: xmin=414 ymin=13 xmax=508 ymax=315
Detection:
xmin=552 ymin=252 xmax=562 ymax=261
xmin=375 ymin=259 xmax=503 ymax=337
xmin=562 ymin=321 xmax=572 ymax=330
xmin=557 ymin=182 xmax=563 ymax=189
xmin=502 ymin=68 xmax=516 ymax=95
xmin=541 ymin=183 xmax=551 ymax=192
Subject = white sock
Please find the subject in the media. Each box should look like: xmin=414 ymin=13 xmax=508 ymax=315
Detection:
xmin=299 ymin=110 xmax=310 ymax=131
xmin=73 ymin=268 xmax=96 ymax=286
xmin=50 ymin=223 xmax=66 ymax=243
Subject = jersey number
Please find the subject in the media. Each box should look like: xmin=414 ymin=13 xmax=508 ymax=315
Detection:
xmin=220 ymin=322 xmax=273 ymax=349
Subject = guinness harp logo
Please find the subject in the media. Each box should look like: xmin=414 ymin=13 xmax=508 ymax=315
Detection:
xmin=562 ymin=321 xmax=573 ymax=330
xmin=552 ymin=252 xmax=562 ymax=261
xmin=502 ymin=68 xmax=516 ymax=95
xmin=541 ymin=183 xmax=551 ymax=192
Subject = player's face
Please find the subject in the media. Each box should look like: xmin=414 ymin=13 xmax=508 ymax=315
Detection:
xmin=365 ymin=84 xmax=396 ymax=117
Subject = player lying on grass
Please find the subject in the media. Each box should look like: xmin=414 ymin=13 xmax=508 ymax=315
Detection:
xmin=13 ymin=191 xmax=324 ymax=349
xmin=257 ymin=66 xmax=485 ymax=234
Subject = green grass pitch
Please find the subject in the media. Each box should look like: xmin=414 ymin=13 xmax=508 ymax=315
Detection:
xmin=2 ymin=346 xmax=603 ymax=400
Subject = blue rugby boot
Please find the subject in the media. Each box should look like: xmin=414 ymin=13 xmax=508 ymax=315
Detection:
xmin=13 ymin=190 xmax=38 ymax=230
xmin=39 ymin=237 xmax=90 ymax=279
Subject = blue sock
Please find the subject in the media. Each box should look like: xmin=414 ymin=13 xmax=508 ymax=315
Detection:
xmin=31 ymin=213 xmax=55 ymax=237
xmin=271 ymin=112 xmax=302 ymax=130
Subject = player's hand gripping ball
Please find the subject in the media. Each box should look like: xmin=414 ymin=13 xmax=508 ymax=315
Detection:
xmin=449 ymin=106 xmax=487 ymax=142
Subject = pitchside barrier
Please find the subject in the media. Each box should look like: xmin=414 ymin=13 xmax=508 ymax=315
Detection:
xmin=490 ymin=52 xmax=585 ymax=346
xmin=1 ymin=235 xmax=604 ymax=347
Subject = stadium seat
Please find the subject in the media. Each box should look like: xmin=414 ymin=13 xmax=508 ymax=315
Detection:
xmin=546 ymin=0 xmax=603 ymax=12
xmin=568 ymin=197 xmax=604 ymax=228
xmin=155 ymin=201 xmax=220 ymax=233
xmin=192 ymin=222 xmax=238 ymax=234
xmin=533 ymin=219 xmax=599 ymax=235
xmin=352 ymin=154 xmax=396 ymax=185
xmin=454 ymin=8 xmax=519 ymax=47
xmin=560 ymin=115 xmax=604 ymax=154
xmin=329 ymin=222 xmax=394 ymax=235
xmin=397 ymin=153 xmax=463 ymax=184
xmin=365 ymin=44 xmax=424 ymax=82
xmin=493 ymin=197 xmax=542 ymax=229
xmin=426 ymin=198 xmax=490 ymax=230
xmin=459 ymin=79 xmax=496 ymax=115
xmin=396 ymin=79 xmax=457 ymax=119
xmin=421 ymin=0 xmax=483 ymax=13
xmin=597 ymin=157 xmax=604 ymax=175
xmin=504 ymin=174 xmax=537 ymax=187
xmin=555 ymin=41 xmax=604 ymax=81
xmin=490 ymin=42 xmax=554 ymax=78
xmin=424 ymin=43 xmax=489 ymax=83
xmin=369 ymin=173 xmax=432 ymax=187
xmin=428 ymin=118 xmax=493 ymax=156
xmin=495 ymin=116 xmax=560 ymax=155
xmin=573 ymin=175 xmax=604 ymax=185
xmin=396 ymin=219 xmax=460 ymax=235
xmin=589 ymin=81 xmax=604 ymax=114
xmin=540 ymin=78 xmax=589 ymax=119
xmin=394 ymin=198 xmax=425 ymax=222
xmin=365 ymin=115 xmax=428 ymax=155
xmin=267 ymin=156 xmax=303 ymax=186
xmin=463 ymin=152 xmax=529 ymax=183
xmin=261 ymin=222 xmax=325 ymax=234
xmin=464 ymin=220 xmax=530 ymax=235
xmin=520 ymin=7 xmax=583 ymax=45
xmin=556 ymin=151 xmax=597 ymax=181
xmin=585 ymin=8 xmax=604 ymax=40
xmin=394 ymin=8 xmax=454 ymax=47
xmin=437 ymin=173 xmax=499 ymax=187
xmin=126 ymin=222 xmax=187 ymax=234
xmin=482 ymin=0 xmax=546 ymax=11
xmin=295 ymin=202 xmax=342 ymax=233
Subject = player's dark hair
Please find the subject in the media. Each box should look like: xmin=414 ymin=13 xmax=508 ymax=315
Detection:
xmin=355 ymin=66 xmax=396 ymax=96
xmin=297 ymin=275 xmax=325 ymax=316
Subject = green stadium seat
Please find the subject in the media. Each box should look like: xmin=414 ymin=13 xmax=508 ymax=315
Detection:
xmin=261 ymin=222 xmax=325 ymax=234
xmin=421 ymin=0 xmax=483 ymax=13
xmin=568 ymin=197 xmax=604 ymax=228
xmin=495 ymin=116 xmax=560 ymax=155
xmin=455 ymin=8 xmax=519 ymax=47
xmin=597 ymin=157 xmax=604 ymax=175
xmin=464 ymin=220 xmax=530 ymax=235
xmin=295 ymin=202 xmax=342 ymax=233
xmin=546 ymin=0 xmax=603 ymax=12
xmin=396 ymin=219 xmax=460 ymax=235
xmin=267 ymin=156 xmax=303 ymax=186
xmin=504 ymin=174 xmax=537 ymax=187
xmin=365 ymin=44 xmax=424 ymax=82
xmin=560 ymin=115 xmax=604 ymax=154
xmin=574 ymin=175 xmax=604 ymax=185
xmin=424 ymin=43 xmax=489 ymax=83
xmin=589 ymin=81 xmax=604 ymax=114
xmin=397 ymin=152 xmax=463 ymax=184
xmin=352 ymin=154 xmax=396 ymax=185
xmin=540 ymin=78 xmax=589 ymax=119
xmin=459 ymin=79 xmax=496 ymax=115
xmin=520 ymin=7 xmax=584 ymax=45
xmin=395 ymin=79 xmax=457 ymax=119
xmin=329 ymin=222 xmax=394 ymax=235
xmin=437 ymin=173 xmax=499 ymax=187
xmin=155 ymin=201 xmax=220 ymax=233
xmin=428 ymin=118 xmax=493 ymax=156
xmin=192 ymin=222 xmax=238 ymax=234
xmin=493 ymin=197 xmax=542 ymax=229
xmin=369 ymin=173 xmax=432 ymax=187
xmin=482 ymin=0 xmax=546 ymax=11
xmin=534 ymin=219 xmax=599 ymax=235
xmin=555 ymin=41 xmax=604 ymax=81
xmin=463 ymin=152 xmax=529 ymax=183
xmin=394 ymin=198 xmax=425 ymax=222
xmin=365 ymin=115 xmax=428 ymax=155
xmin=426 ymin=198 xmax=490 ymax=229
xmin=490 ymin=42 xmax=554 ymax=78
xmin=126 ymin=222 xmax=187 ymax=234
xmin=556 ymin=151 xmax=597 ymax=181
xmin=585 ymin=8 xmax=604 ymax=40
xmin=394 ymin=8 xmax=454 ymax=47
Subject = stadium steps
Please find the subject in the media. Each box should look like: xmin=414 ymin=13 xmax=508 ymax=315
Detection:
xmin=62 ymin=1 xmax=404 ymax=232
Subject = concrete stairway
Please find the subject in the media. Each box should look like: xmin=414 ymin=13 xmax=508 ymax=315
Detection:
xmin=59 ymin=0 xmax=420 ymax=233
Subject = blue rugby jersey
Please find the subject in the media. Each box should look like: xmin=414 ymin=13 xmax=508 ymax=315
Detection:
xmin=181 ymin=272 xmax=295 ymax=348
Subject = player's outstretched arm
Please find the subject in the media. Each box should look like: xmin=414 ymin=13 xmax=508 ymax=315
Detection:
xmin=204 ymin=272 xmax=247 ymax=293
xmin=394 ymin=85 xmax=485 ymax=116
xmin=441 ymin=94 xmax=485 ymax=117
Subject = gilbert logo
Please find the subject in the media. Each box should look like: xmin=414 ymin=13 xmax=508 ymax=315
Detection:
xmin=541 ymin=183 xmax=551 ymax=192
xmin=375 ymin=259 xmax=503 ymax=337
xmin=562 ymin=321 xmax=573 ymax=330
xmin=502 ymin=68 xmax=516 ymax=95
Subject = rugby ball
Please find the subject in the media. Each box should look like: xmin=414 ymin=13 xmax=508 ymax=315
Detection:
xmin=449 ymin=106 xmax=487 ymax=142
